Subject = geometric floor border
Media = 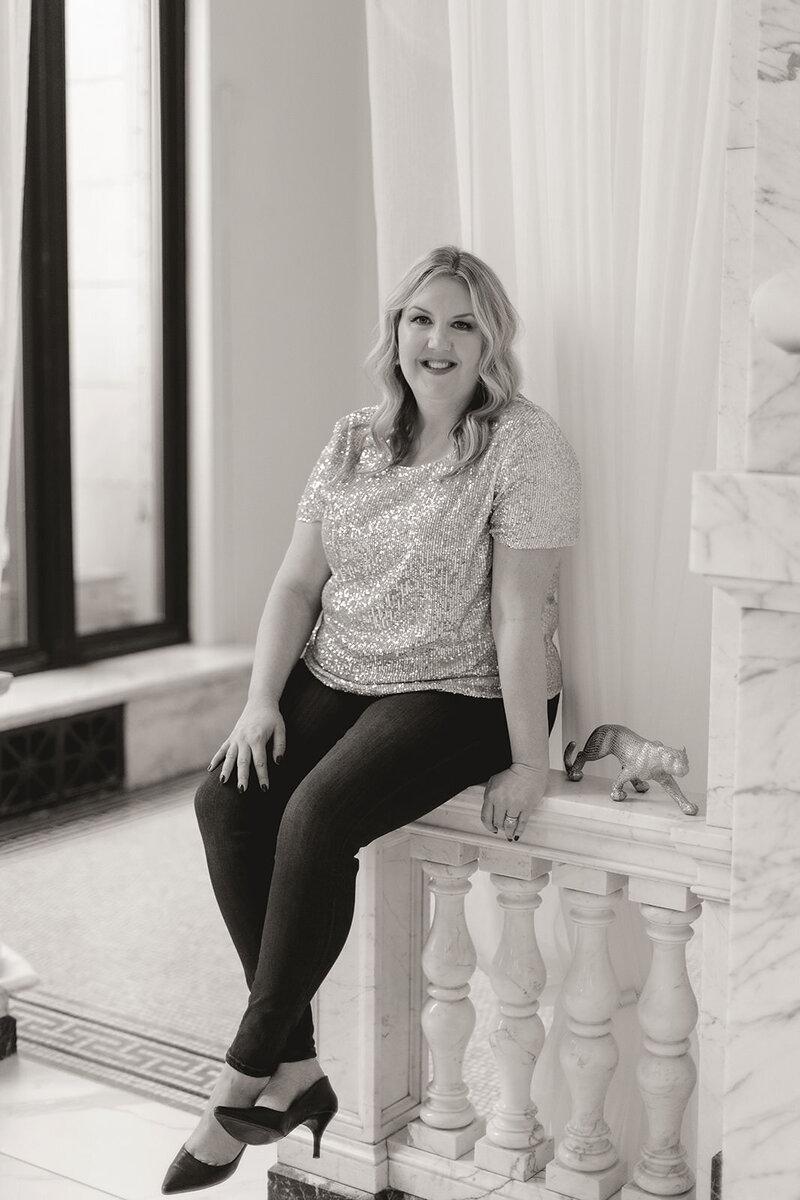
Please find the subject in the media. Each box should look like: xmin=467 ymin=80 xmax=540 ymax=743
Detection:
xmin=12 ymin=984 xmax=505 ymax=1118
xmin=12 ymin=996 xmax=220 ymax=1114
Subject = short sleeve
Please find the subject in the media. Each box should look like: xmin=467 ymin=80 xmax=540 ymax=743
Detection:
xmin=296 ymin=416 xmax=350 ymax=523
xmin=490 ymin=406 xmax=581 ymax=548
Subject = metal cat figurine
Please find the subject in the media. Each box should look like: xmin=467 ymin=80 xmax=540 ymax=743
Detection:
xmin=563 ymin=724 xmax=698 ymax=816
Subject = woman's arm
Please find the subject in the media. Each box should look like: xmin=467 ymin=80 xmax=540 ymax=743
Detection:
xmin=210 ymin=520 xmax=331 ymax=790
xmin=247 ymin=520 xmax=331 ymax=705
xmin=482 ymin=543 xmax=562 ymax=839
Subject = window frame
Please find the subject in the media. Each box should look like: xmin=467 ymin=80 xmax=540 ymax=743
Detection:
xmin=2 ymin=0 xmax=188 ymax=676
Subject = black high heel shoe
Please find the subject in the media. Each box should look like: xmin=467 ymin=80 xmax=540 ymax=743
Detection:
xmin=161 ymin=1143 xmax=245 ymax=1194
xmin=214 ymin=1074 xmax=338 ymax=1159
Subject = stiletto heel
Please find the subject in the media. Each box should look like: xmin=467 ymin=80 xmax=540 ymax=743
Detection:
xmin=304 ymin=1108 xmax=336 ymax=1157
xmin=214 ymin=1075 xmax=338 ymax=1154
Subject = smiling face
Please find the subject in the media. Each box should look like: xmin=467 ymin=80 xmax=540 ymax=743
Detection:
xmin=396 ymin=275 xmax=484 ymax=415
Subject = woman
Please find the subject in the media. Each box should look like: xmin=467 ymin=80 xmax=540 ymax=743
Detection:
xmin=162 ymin=246 xmax=580 ymax=1193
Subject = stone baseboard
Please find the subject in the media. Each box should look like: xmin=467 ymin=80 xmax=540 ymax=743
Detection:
xmin=268 ymin=1163 xmax=412 ymax=1200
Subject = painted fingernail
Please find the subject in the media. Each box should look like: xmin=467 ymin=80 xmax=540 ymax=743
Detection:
xmin=513 ymin=835 xmax=520 ymax=841
xmin=275 ymin=755 xmax=283 ymax=765
xmin=220 ymin=773 xmax=227 ymax=784
xmin=207 ymin=764 xmax=213 ymax=772
xmin=238 ymin=783 xmax=245 ymax=794
xmin=261 ymin=783 xmax=268 ymax=792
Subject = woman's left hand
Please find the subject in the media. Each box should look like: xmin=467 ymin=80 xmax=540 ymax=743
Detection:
xmin=481 ymin=763 xmax=549 ymax=841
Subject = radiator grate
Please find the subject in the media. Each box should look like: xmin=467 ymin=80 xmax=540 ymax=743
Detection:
xmin=0 ymin=707 xmax=124 ymax=819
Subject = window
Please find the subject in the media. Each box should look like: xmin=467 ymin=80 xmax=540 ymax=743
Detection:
xmin=0 ymin=0 xmax=187 ymax=673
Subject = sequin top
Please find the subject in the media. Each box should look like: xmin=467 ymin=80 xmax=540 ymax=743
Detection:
xmin=296 ymin=396 xmax=581 ymax=699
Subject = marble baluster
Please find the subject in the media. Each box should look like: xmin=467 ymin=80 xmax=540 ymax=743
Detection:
xmin=406 ymin=857 xmax=486 ymax=1158
xmin=620 ymin=895 xmax=701 ymax=1200
xmin=546 ymin=865 xmax=628 ymax=1200
xmin=473 ymin=864 xmax=554 ymax=1180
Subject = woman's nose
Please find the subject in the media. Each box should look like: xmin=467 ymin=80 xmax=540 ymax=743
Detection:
xmin=426 ymin=324 xmax=452 ymax=350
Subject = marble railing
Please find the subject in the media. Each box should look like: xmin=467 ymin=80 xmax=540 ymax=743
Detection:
xmin=272 ymin=771 xmax=731 ymax=1200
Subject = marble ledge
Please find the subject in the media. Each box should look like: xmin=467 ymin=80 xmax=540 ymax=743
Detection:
xmin=690 ymin=470 xmax=800 ymax=585
xmin=0 ymin=642 xmax=253 ymax=731
xmin=702 ymin=574 xmax=800 ymax=612
xmin=406 ymin=772 xmax=732 ymax=904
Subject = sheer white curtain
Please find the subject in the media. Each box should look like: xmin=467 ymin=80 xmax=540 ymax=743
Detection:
xmin=365 ymin=0 xmax=462 ymax=299
xmin=367 ymin=0 xmax=726 ymax=780
xmin=366 ymin=0 xmax=727 ymax=1169
xmin=0 ymin=0 xmax=31 ymax=593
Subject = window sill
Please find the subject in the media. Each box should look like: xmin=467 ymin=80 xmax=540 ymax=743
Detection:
xmin=0 ymin=644 xmax=253 ymax=732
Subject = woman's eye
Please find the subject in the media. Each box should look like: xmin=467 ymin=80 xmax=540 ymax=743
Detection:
xmin=410 ymin=314 xmax=430 ymax=325
xmin=453 ymin=321 xmax=473 ymax=331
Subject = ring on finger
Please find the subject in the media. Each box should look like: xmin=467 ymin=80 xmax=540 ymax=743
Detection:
xmin=503 ymin=813 xmax=521 ymax=841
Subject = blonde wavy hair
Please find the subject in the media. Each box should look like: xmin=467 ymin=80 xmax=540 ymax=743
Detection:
xmin=364 ymin=246 xmax=522 ymax=472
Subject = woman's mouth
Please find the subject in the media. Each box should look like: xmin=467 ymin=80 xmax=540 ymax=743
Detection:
xmin=421 ymin=359 xmax=457 ymax=373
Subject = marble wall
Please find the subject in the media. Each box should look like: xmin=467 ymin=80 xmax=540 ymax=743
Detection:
xmin=724 ymin=610 xmax=800 ymax=1198
xmin=746 ymin=2 xmax=800 ymax=474
xmin=691 ymin=1 xmax=800 ymax=1197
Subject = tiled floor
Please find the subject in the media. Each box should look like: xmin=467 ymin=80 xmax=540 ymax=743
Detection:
xmin=0 ymin=1053 xmax=278 ymax=1199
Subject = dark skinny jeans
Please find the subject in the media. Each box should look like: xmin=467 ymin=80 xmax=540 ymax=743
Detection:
xmin=194 ymin=660 xmax=559 ymax=1077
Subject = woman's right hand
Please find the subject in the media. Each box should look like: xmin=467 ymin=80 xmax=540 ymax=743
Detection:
xmin=208 ymin=699 xmax=286 ymax=792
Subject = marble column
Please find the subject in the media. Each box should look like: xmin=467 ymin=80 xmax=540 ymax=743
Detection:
xmin=689 ymin=3 xmax=800 ymax=1199
xmin=723 ymin=607 xmax=800 ymax=1200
